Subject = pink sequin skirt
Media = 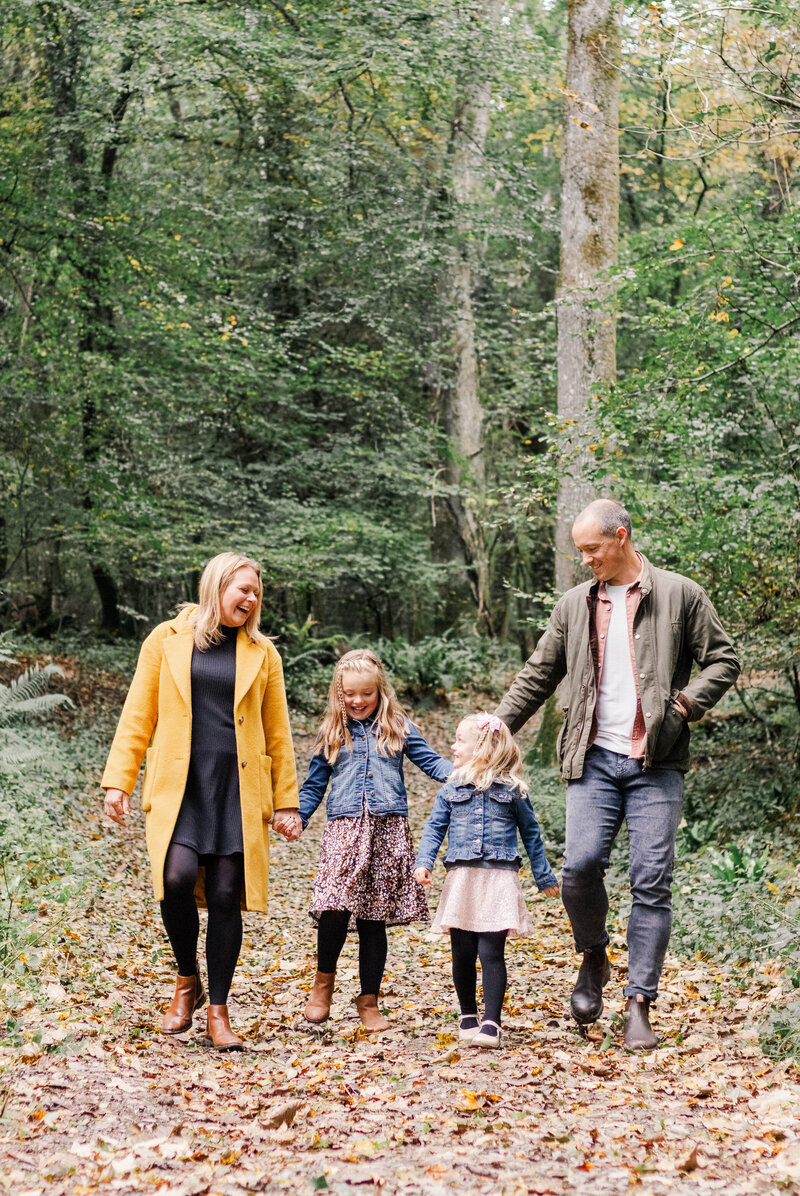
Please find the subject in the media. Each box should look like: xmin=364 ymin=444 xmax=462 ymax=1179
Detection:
xmin=310 ymin=810 xmax=429 ymax=927
xmin=431 ymin=866 xmax=535 ymax=938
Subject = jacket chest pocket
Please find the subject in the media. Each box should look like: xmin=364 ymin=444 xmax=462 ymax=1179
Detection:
xmin=488 ymin=789 xmax=514 ymax=831
xmin=445 ymin=789 xmax=474 ymax=823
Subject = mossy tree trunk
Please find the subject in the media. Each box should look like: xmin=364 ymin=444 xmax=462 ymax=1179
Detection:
xmin=434 ymin=3 xmax=498 ymax=633
xmin=555 ymin=0 xmax=620 ymax=592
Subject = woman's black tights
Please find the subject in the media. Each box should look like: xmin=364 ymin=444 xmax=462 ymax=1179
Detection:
xmin=160 ymin=843 xmax=244 ymax=1005
xmin=450 ymin=928 xmax=508 ymax=1024
xmin=317 ymin=910 xmax=387 ymax=996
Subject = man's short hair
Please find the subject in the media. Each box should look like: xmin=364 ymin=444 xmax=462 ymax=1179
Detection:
xmin=579 ymin=499 xmax=633 ymax=540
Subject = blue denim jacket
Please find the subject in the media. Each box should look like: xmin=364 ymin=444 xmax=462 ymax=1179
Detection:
xmin=414 ymin=779 xmax=558 ymax=890
xmin=298 ymin=718 xmax=452 ymax=827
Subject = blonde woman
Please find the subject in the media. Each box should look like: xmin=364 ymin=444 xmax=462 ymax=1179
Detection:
xmin=102 ymin=553 xmax=299 ymax=1050
xmin=296 ymin=649 xmax=451 ymax=1031
xmin=414 ymin=713 xmax=559 ymax=1048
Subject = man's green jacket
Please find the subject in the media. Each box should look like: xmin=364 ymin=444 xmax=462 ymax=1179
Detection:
xmin=496 ymin=555 xmax=740 ymax=780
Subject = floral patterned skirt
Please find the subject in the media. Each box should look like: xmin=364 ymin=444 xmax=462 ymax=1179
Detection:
xmin=431 ymin=866 xmax=535 ymax=938
xmin=310 ymin=809 xmax=429 ymax=927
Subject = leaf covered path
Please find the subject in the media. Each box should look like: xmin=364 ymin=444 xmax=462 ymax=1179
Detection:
xmin=3 ymin=713 xmax=800 ymax=1195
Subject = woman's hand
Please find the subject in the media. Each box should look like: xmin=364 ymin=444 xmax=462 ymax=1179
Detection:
xmin=542 ymin=883 xmax=560 ymax=898
xmin=413 ymin=866 xmax=432 ymax=886
xmin=104 ymin=788 xmax=130 ymax=827
xmin=272 ymin=810 xmax=302 ymax=841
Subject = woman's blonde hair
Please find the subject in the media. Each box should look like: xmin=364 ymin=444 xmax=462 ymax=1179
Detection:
xmin=190 ymin=552 xmax=267 ymax=651
xmin=317 ymin=648 xmax=409 ymax=763
xmin=453 ymin=713 xmax=528 ymax=794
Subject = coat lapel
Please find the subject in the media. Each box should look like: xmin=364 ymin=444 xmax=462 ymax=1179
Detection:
xmin=163 ymin=629 xmax=193 ymax=710
xmin=234 ymin=633 xmax=265 ymax=710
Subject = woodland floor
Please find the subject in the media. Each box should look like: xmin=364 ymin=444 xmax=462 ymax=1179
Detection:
xmin=2 ymin=699 xmax=800 ymax=1195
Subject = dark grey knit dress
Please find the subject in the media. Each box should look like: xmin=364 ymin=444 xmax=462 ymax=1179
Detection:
xmin=170 ymin=624 xmax=244 ymax=856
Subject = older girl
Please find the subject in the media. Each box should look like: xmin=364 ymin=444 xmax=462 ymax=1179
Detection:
xmin=102 ymin=552 xmax=299 ymax=1050
xmin=414 ymin=713 xmax=559 ymax=1048
xmin=294 ymin=649 xmax=451 ymax=1031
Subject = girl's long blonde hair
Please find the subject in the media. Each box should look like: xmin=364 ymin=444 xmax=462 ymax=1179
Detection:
xmin=189 ymin=552 xmax=268 ymax=651
xmin=453 ymin=713 xmax=528 ymax=794
xmin=317 ymin=648 xmax=409 ymax=763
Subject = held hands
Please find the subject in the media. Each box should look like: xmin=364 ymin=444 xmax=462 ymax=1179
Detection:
xmin=103 ymin=788 xmax=130 ymax=827
xmin=413 ymin=866 xmax=432 ymax=886
xmin=272 ymin=810 xmax=302 ymax=841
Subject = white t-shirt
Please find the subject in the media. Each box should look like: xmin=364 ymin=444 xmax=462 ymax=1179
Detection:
xmin=594 ymin=583 xmax=638 ymax=756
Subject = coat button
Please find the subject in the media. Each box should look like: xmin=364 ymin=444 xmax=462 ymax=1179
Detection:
xmin=368 ymin=772 xmax=373 ymax=778
xmin=646 ymin=712 xmax=652 ymax=719
xmin=635 ymin=633 xmax=641 ymax=639
xmin=238 ymin=715 xmax=244 ymax=724
xmin=241 ymin=760 xmax=247 ymax=768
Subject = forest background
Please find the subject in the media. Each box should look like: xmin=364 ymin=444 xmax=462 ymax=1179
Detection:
xmin=2 ymin=0 xmax=800 ymax=1060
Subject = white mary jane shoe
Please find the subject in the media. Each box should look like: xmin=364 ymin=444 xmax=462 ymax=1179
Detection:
xmin=458 ymin=1014 xmax=481 ymax=1042
xmin=471 ymin=1019 xmax=502 ymax=1048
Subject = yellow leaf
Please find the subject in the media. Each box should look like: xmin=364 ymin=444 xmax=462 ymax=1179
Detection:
xmin=669 ymin=238 xmax=684 ymax=251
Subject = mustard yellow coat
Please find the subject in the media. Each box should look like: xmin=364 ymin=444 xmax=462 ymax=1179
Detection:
xmin=101 ymin=607 xmax=298 ymax=912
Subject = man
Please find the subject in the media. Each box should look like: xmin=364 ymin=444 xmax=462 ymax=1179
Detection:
xmin=496 ymin=500 xmax=740 ymax=1049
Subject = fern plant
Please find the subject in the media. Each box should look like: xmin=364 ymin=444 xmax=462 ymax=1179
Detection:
xmin=0 ymin=661 xmax=74 ymax=768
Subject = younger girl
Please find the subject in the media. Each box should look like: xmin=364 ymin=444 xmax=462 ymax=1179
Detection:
xmin=296 ymin=649 xmax=451 ymax=1031
xmin=414 ymin=712 xmax=559 ymax=1048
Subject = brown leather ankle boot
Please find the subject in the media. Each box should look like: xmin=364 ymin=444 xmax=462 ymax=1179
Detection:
xmin=305 ymin=971 xmax=336 ymax=1023
xmin=161 ymin=968 xmax=206 ymax=1034
xmin=624 ymin=995 xmax=657 ymax=1051
xmin=204 ymin=1004 xmax=244 ymax=1051
xmin=570 ymin=948 xmax=611 ymax=1025
xmin=355 ymin=994 xmax=390 ymax=1032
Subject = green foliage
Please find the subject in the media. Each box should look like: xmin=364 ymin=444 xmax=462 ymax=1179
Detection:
xmin=0 ymin=659 xmax=74 ymax=767
xmin=708 ymin=843 xmax=769 ymax=884
xmin=523 ymin=765 xmax=566 ymax=855
xmin=367 ymin=631 xmax=520 ymax=705
xmin=0 ymin=731 xmax=94 ymax=994
xmin=0 ymin=0 xmax=560 ymax=640
xmin=277 ymin=619 xmax=348 ymax=710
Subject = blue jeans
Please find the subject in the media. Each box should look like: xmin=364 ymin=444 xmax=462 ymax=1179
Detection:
xmin=561 ymin=745 xmax=684 ymax=1001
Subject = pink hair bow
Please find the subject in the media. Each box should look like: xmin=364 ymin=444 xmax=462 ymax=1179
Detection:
xmin=476 ymin=712 xmax=503 ymax=734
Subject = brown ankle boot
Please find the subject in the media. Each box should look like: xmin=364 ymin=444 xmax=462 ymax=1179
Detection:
xmin=305 ymin=971 xmax=336 ymax=1023
xmin=204 ymin=1004 xmax=244 ymax=1051
xmin=355 ymin=994 xmax=390 ymax=1032
xmin=624 ymin=995 xmax=657 ymax=1051
xmin=161 ymin=968 xmax=206 ymax=1034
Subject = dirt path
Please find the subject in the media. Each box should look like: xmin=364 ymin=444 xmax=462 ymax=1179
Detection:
xmin=3 ymin=713 xmax=800 ymax=1195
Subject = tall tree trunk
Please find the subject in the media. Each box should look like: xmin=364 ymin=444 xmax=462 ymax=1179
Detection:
xmin=39 ymin=6 xmax=134 ymax=634
xmin=435 ymin=7 xmax=497 ymax=631
xmin=555 ymin=0 xmax=620 ymax=591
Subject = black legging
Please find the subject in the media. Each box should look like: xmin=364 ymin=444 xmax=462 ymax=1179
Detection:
xmin=316 ymin=910 xmax=387 ymax=996
xmin=160 ymin=842 xmax=244 ymax=1006
xmin=450 ymin=928 xmax=508 ymax=1025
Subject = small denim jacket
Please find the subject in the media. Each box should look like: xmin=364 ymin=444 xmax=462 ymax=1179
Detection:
xmin=414 ymin=779 xmax=558 ymax=890
xmin=298 ymin=717 xmax=452 ymax=827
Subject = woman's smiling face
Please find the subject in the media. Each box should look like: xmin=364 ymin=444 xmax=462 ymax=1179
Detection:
xmin=219 ymin=567 xmax=260 ymax=627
